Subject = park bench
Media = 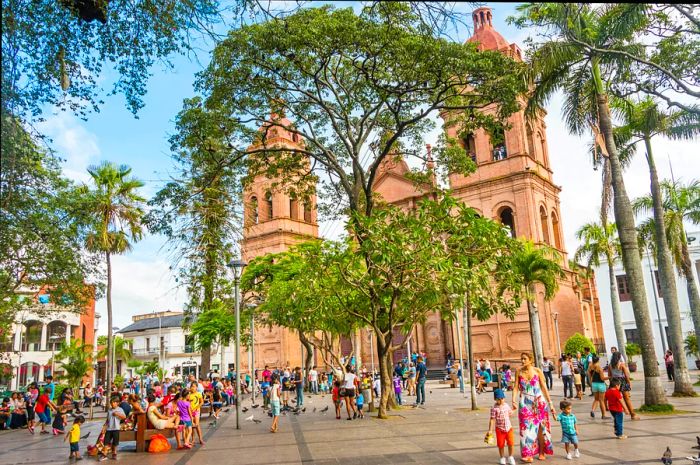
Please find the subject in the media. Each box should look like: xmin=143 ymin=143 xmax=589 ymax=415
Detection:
xmin=117 ymin=412 xmax=175 ymax=453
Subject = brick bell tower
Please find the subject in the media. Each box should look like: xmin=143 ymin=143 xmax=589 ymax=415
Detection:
xmin=241 ymin=113 xmax=319 ymax=369
xmin=440 ymin=7 xmax=603 ymax=361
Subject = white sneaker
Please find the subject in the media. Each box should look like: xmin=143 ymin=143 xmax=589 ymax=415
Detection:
xmin=508 ymin=457 xmax=516 ymax=465
xmin=566 ymin=453 xmax=572 ymax=460
xmin=574 ymin=449 xmax=580 ymax=458
xmin=499 ymin=458 xmax=506 ymax=465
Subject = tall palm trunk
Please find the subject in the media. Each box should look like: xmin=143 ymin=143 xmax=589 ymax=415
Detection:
xmin=680 ymin=239 xmax=700 ymax=339
xmin=594 ymin=68 xmax=667 ymax=405
xmin=105 ymin=251 xmax=113 ymax=411
xmin=606 ymin=258 xmax=627 ymax=360
xmin=526 ymin=284 xmax=544 ymax=369
xmin=644 ymin=137 xmax=694 ymax=395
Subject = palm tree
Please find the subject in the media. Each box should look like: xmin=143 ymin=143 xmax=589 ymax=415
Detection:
xmin=633 ymin=179 xmax=700 ymax=340
xmin=574 ymin=221 xmax=626 ymax=358
xmin=82 ymin=162 xmax=144 ymax=399
xmin=510 ymin=241 xmax=564 ymax=368
xmin=97 ymin=335 xmax=133 ymax=377
xmin=55 ymin=339 xmax=93 ymax=390
xmin=618 ymin=99 xmax=699 ymax=394
xmin=515 ymin=3 xmax=669 ymax=405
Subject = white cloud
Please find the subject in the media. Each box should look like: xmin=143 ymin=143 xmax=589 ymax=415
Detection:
xmin=38 ymin=112 xmax=101 ymax=183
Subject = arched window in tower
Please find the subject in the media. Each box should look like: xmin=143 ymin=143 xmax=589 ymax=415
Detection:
xmin=461 ymin=133 xmax=477 ymax=163
xmin=489 ymin=126 xmax=507 ymax=161
xmin=303 ymin=202 xmax=312 ymax=223
xmin=498 ymin=207 xmax=516 ymax=238
xmin=292 ymin=132 xmax=299 ymax=143
xmin=289 ymin=194 xmax=299 ymax=220
xmin=265 ymin=191 xmax=273 ymax=220
xmin=538 ymin=132 xmax=549 ymax=167
xmin=539 ymin=206 xmax=550 ymax=244
xmin=551 ymin=210 xmax=563 ymax=249
xmin=248 ymin=196 xmax=259 ymax=225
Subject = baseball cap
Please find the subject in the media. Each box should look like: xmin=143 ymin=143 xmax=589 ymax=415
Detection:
xmin=494 ymin=388 xmax=505 ymax=399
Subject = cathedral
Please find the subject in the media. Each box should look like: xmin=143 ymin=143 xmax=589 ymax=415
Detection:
xmin=240 ymin=7 xmax=604 ymax=370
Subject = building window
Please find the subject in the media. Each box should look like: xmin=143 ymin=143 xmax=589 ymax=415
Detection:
xmin=624 ymin=328 xmax=640 ymax=346
xmin=47 ymin=321 xmax=66 ymax=351
xmin=461 ymin=132 xmax=477 ymax=163
xmin=489 ymin=127 xmax=507 ymax=161
xmin=653 ymin=270 xmax=663 ymax=298
xmin=616 ymin=275 xmax=631 ymax=302
xmin=265 ymin=191 xmax=273 ymax=220
xmin=22 ymin=321 xmax=42 ymax=351
xmin=539 ymin=206 xmax=549 ymax=244
xmin=303 ymin=203 xmax=312 ymax=223
xmin=185 ymin=335 xmax=195 ymax=353
xmin=499 ymin=207 xmax=516 ymax=238
xmin=248 ymin=196 xmax=259 ymax=225
xmin=289 ymin=195 xmax=299 ymax=220
xmin=146 ymin=337 xmax=150 ymax=353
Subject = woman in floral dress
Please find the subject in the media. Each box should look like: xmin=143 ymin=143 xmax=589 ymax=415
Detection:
xmin=511 ymin=353 xmax=556 ymax=462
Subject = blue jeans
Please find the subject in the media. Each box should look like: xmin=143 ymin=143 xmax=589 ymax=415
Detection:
xmin=416 ymin=378 xmax=426 ymax=404
xmin=296 ymin=387 xmax=304 ymax=406
xmin=395 ymin=392 xmax=402 ymax=405
xmin=612 ymin=411 xmax=624 ymax=436
xmin=562 ymin=375 xmax=574 ymax=398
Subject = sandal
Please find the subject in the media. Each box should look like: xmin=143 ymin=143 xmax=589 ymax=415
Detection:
xmin=537 ymin=455 xmax=546 ymax=461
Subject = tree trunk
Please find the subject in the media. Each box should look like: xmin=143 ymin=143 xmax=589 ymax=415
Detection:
xmin=463 ymin=303 xmax=477 ymax=410
xmin=681 ymin=238 xmax=700 ymax=339
xmin=299 ymin=332 xmax=314 ymax=378
xmin=594 ymin=83 xmax=667 ymax=405
xmin=607 ymin=259 xmax=627 ymax=360
xmin=376 ymin=334 xmax=393 ymax=419
xmin=526 ymin=288 xmax=544 ymax=369
xmin=644 ymin=137 xmax=694 ymax=395
xmin=200 ymin=345 xmax=211 ymax=380
xmin=105 ymin=251 xmax=113 ymax=411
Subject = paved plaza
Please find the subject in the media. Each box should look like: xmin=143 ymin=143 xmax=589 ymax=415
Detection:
xmin=2 ymin=376 xmax=699 ymax=465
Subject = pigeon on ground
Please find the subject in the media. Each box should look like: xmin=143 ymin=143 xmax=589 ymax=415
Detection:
xmin=80 ymin=432 xmax=90 ymax=440
xmin=693 ymin=436 xmax=700 ymax=450
xmin=245 ymin=414 xmax=255 ymax=421
xmin=251 ymin=404 xmax=259 ymax=409
xmin=313 ymin=407 xmax=317 ymax=413
xmin=661 ymin=446 xmax=672 ymax=465
xmin=685 ymin=453 xmax=700 ymax=465
xmin=252 ymin=418 xmax=262 ymax=424
xmin=223 ymin=408 xmax=230 ymax=413
xmin=430 ymin=390 xmax=433 ymax=394
xmin=301 ymin=407 xmax=306 ymax=413
xmin=320 ymin=406 xmax=329 ymax=413
xmin=242 ymin=407 xmax=249 ymax=413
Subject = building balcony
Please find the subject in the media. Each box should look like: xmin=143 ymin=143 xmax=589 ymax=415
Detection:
xmin=132 ymin=345 xmax=197 ymax=357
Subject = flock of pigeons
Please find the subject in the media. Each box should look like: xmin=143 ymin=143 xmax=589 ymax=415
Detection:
xmin=661 ymin=437 xmax=700 ymax=465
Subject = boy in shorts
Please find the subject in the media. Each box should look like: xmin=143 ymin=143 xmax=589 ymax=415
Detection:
xmin=99 ymin=395 xmax=125 ymax=461
xmin=556 ymin=399 xmax=580 ymax=459
xmin=486 ymin=389 xmax=515 ymax=465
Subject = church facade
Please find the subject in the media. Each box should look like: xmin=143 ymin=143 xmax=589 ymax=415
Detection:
xmin=241 ymin=7 xmax=604 ymax=370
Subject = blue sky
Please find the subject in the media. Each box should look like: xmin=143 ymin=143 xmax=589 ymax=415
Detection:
xmin=35 ymin=2 xmax=700 ymax=336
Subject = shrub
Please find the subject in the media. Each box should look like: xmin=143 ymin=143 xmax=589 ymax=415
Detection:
xmin=625 ymin=342 xmax=642 ymax=357
xmin=684 ymin=333 xmax=699 ymax=358
xmin=563 ymin=332 xmax=596 ymax=356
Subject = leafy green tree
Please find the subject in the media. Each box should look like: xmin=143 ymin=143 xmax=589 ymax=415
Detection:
xmin=633 ymin=180 xmax=700 ymax=340
xmin=146 ymin=98 xmax=244 ymax=376
xmin=198 ymin=5 xmax=524 ymax=417
xmin=575 ymin=221 xmax=626 ymax=359
xmin=616 ymin=98 xmax=698 ymax=395
xmin=1 ymin=0 xmax=230 ymax=120
xmin=513 ymin=2 xmax=669 ymax=406
xmin=564 ymin=333 xmax=596 ymax=356
xmin=0 ymin=113 xmax=100 ymax=340
xmin=97 ymin=335 xmax=133 ymax=364
xmin=509 ymin=241 xmax=564 ymax=368
xmin=55 ymin=339 xmax=93 ymax=389
xmin=81 ymin=162 xmax=144 ymax=401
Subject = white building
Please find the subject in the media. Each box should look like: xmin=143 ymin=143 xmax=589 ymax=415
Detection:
xmin=592 ymin=230 xmax=700 ymax=366
xmin=0 ymin=286 xmax=98 ymax=391
xmin=118 ymin=311 xmax=241 ymax=382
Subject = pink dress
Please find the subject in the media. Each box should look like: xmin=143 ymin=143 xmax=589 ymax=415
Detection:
xmin=517 ymin=373 xmax=553 ymax=458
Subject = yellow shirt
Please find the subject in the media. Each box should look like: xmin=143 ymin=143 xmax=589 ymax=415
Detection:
xmin=188 ymin=392 xmax=203 ymax=412
xmin=70 ymin=424 xmax=80 ymax=443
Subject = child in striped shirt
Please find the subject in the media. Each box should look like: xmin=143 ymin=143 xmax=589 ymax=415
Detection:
xmin=487 ymin=389 xmax=515 ymax=465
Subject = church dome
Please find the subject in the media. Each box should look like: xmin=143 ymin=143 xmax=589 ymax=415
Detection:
xmin=467 ymin=7 xmax=510 ymax=52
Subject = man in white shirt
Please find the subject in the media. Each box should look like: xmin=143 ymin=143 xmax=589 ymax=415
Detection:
xmin=309 ymin=366 xmax=319 ymax=395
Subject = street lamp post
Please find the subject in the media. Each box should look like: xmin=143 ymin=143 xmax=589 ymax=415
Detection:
xmin=552 ymin=312 xmax=562 ymax=358
xmin=227 ymin=259 xmax=247 ymax=430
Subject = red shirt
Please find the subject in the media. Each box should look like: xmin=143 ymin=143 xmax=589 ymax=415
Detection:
xmin=605 ymin=388 xmax=624 ymax=412
xmin=35 ymin=394 xmax=49 ymax=413
xmin=332 ymin=386 xmax=339 ymax=402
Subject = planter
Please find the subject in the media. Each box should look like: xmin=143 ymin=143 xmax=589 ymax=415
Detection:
xmin=628 ymin=361 xmax=637 ymax=372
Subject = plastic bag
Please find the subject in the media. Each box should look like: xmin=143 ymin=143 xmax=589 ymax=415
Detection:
xmin=148 ymin=434 xmax=172 ymax=453
xmin=484 ymin=432 xmax=496 ymax=446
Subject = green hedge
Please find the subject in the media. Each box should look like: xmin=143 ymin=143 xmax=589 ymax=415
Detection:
xmin=563 ymin=332 xmax=596 ymax=356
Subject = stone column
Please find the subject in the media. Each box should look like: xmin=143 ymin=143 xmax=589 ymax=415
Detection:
xmin=40 ymin=323 xmax=48 ymax=351
xmin=38 ymin=364 xmax=45 ymax=383
xmin=65 ymin=324 xmax=72 ymax=344
xmin=13 ymin=323 xmax=22 ymax=351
